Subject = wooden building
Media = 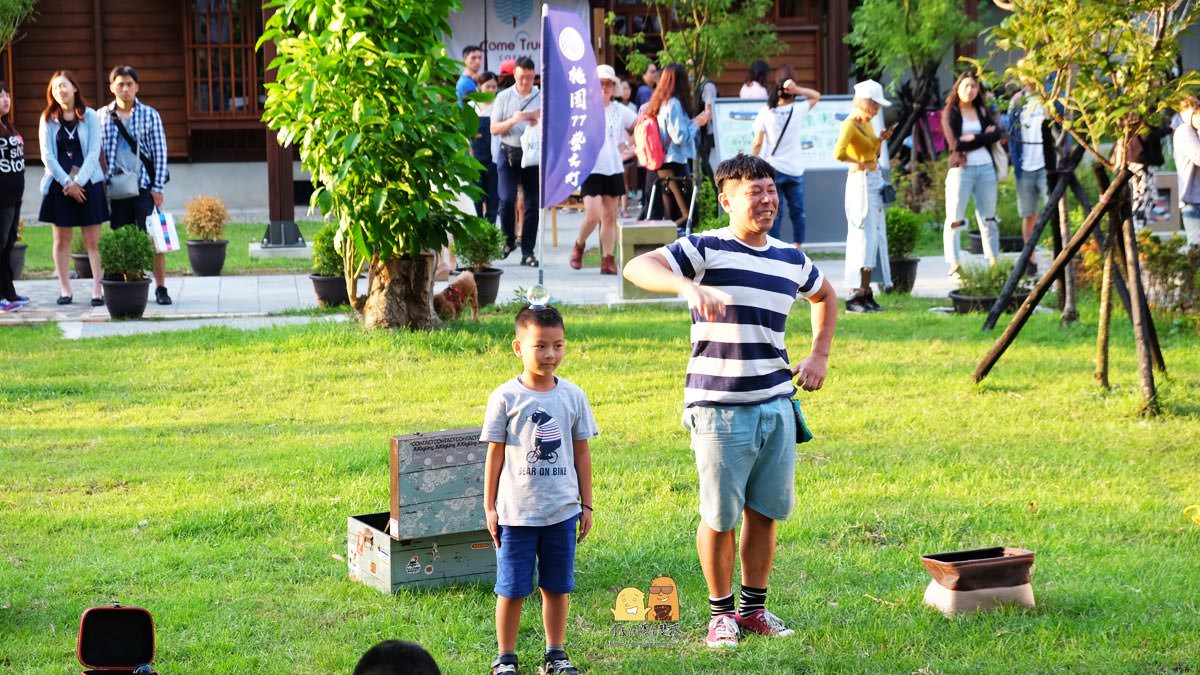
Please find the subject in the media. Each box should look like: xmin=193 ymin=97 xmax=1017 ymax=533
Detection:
xmin=1 ymin=0 xmax=850 ymax=167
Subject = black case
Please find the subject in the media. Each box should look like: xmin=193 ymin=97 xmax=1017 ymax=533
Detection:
xmin=76 ymin=603 xmax=156 ymax=674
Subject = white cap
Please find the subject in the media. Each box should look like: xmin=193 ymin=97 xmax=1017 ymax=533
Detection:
xmin=853 ymin=79 xmax=891 ymax=107
xmin=596 ymin=64 xmax=621 ymax=85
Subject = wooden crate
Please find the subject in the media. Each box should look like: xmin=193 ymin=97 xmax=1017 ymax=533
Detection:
xmin=348 ymin=512 xmax=495 ymax=593
xmin=619 ymin=220 xmax=680 ymax=300
xmin=388 ymin=429 xmax=487 ymax=540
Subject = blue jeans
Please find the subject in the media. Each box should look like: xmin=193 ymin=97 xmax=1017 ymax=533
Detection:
xmin=944 ymin=164 xmax=1000 ymax=265
xmin=769 ymin=171 xmax=806 ymax=244
xmin=493 ymin=514 xmax=579 ymax=599
xmin=1184 ymin=204 xmax=1200 ymax=247
xmin=497 ymin=146 xmax=540 ymax=257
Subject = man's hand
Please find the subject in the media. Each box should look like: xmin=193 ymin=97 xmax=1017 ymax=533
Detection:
xmin=680 ymin=281 xmax=731 ymax=321
xmin=151 ymin=191 xmax=164 ymax=208
xmin=791 ymin=353 xmax=827 ymax=391
xmin=577 ymin=509 xmax=592 ymax=543
xmin=486 ymin=508 xmax=501 ymax=548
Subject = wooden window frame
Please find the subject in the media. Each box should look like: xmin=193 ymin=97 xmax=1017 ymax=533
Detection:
xmin=182 ymin=0 xmax=264 ymax=127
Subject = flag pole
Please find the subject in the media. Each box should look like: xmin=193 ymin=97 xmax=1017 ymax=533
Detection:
xmin=536 ymin=3 xmax=549 ymax=297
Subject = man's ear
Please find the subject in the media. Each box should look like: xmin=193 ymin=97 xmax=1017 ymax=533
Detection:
xmin=717 ymin=189 xmax=732 ymax=214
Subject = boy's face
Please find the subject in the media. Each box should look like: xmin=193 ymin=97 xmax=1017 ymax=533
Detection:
xmin=513 ymin=323 xmax=565 ymax=378
xmin=719 ymin=176 xmax=778 ymax=237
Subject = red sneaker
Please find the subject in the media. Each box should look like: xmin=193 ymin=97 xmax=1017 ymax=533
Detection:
xmin=736 ymin=608 xmax=795 ymax=637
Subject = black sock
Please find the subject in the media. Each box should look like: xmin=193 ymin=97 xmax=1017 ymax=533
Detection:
xmin=709 ymin=593 xmax=735 ymax=618
xmin=739 ymin=585 xmax=767 ymax=615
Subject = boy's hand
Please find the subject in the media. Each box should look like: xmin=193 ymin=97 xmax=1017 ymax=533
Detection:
xmin=681 ymin=281 xmax=732 ymax=321
xmin=792 ymin=353 xmax=827 ymax=391
xmin=486 ymin=508 xmax=501 ymax=548
xmin=577 ymin=509 xmax=592 ymax=543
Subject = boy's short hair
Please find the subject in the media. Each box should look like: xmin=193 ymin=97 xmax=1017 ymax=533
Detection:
xmin=515 ymin=303 xmax=564 ymax=333
xmin=108 ymin=65 xmax=139 ymax=84
xmin=714 ymin=154 xmax=775 ymax=192
xmin=353 ymin=640 xmax=441 ymax=675
xmin=462 ymin=44 xmax=482 ymax=58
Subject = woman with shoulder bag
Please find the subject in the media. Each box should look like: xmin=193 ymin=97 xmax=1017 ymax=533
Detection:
xmin=645 ymin=64 xmax=710 ymax=232
xmin=834 ymin=80 xmax=894 ymax=313
xmin=0 ymin=81 xmax=26 ymax=312
xmin=750 ymin=72 xmax=821 ymax=246
xmin=38 ymin=70 xmax=109 ymax=306
xmin=942 ymin=71 xmax=1004 ymax=274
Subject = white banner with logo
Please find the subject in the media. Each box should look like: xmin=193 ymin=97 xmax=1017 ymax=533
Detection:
xmin=448 ymin=0 xmax=591 ymax=73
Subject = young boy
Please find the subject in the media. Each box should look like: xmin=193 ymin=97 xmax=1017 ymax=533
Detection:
xmin=481 ymin=304 xmax=596 ymax=675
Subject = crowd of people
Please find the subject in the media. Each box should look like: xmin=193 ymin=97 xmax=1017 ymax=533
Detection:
xmin=0 ymin=65 xmax=172 ymax=314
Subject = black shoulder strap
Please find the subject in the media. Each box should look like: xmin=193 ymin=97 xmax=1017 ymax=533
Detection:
xmin=110 ymin=108 xmax=155 ymax=178
xmin=771 ymin=107 xmax=794 ymax=156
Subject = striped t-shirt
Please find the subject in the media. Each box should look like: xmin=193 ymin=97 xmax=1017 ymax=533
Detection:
xmin=658 ymin=228 xmax=825 ymax=407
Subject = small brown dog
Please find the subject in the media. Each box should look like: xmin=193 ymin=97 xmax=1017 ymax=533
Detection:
xmin=433 ymin=270 xmax=479 ymax=321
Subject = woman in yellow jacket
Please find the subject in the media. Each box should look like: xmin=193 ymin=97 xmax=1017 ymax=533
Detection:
xmin=834 ymin=80 xmax=893 ymax=313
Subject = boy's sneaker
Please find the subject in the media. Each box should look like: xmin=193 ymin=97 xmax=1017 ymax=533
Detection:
xmin=540 ymin=649 xmax=580 ymax=675
xmin=490 ymin=654 xmax=517 ymax=675
xmin=737 ymin=608 xmax=795 ymax=638
xmin=706 ymin=613 xmax=740 ymax=648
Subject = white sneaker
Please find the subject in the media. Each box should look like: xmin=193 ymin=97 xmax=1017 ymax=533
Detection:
xmin=705 ymin=613 xmax=740 ymax=648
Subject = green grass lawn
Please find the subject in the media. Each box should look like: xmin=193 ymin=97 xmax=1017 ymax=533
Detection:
xmin=16 ymin=221 xmax=325 ymax=278
xmin=2 ymin=299 xmax=1199 ymax=674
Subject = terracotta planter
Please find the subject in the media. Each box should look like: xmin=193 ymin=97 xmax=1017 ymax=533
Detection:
xmin=72 ymin=252 xmax=93 ymax=279
xmin=921 ymin=547 xmax=1036 ymax=616
xmin=887 ymin=257 xmax=920 ymax=294
xmin=100 ymin=278 xmax=151 ymax=320
xmin=948 ymin=289 xmax=1029 ymax=314
xmin=967 ymin=231 xmax=1025 ymax=255
xmin=309 ymin=274 xmax=349 ymax=307
xmin=9 ymin=241 xmax=26 ymax=280
xmin=186 ymin=239 xmax=228 ymax=276
xmin=470 ymin=266 xmax=504 ymax=307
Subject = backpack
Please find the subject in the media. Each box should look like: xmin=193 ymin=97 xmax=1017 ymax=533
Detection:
xmin=633 ymin=112 xmax=666 ymax=170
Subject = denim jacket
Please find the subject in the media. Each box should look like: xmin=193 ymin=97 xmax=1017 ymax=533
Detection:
xmin=657 ymin=97 xmax=697 ymax=164
xmin=39 ymin=107 xmax=104 ymax=195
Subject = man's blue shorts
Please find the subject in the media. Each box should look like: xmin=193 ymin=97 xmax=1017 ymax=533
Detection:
xmin=494 ymin=514 xmax=579 ymax=599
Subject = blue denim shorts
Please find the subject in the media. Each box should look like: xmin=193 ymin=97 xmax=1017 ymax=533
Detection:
xmin=683 ymin=397 xmax=797 ymax=532
xmin=494 ymin=514 xmax=579 ymax=599
xmin=1015 ymin=167 xmax=1048 ymax=218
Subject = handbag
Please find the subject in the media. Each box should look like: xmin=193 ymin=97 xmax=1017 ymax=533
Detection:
xmin=504 ymin=93 xmax=539 ymax=169
xmin=880 ymin=181 xmax=897 ymax=205
xmin=520 ymin=123 xmax=540 ymax=168
xmin=144 ymin=207 xmax=181 ymax=253
xmin=109 ymin=109 xmax=156 ymax=199
xmin=990 ymin=141 xmax=1010 ymax=181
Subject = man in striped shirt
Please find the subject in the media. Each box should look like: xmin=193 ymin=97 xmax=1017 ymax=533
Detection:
xmin=623 ymin=154 xmax=837 ymax=648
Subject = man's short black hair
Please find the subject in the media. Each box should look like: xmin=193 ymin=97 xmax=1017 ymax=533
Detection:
xmin=714 ymin=154 xmax=776 ymax=192
xmin=353 ymin=640 xmax=440 ymax=675
xmin=108 ymin=65 xmax=139 ymax=84
xmin=462 ymin=44 xmax=483 ymax=58
xmin=515 ymin=303 xmax=563 ymax=333
xmin=514 ymin=56 xmax=536 ymax=73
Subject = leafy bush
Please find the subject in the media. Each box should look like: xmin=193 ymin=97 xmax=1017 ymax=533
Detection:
xmin=455 ymin=225 xmax=504 ymax=270
xmin=99 ymin=226 xmax=154 ymax=281
xmin=885 ymin=206 xmax=921 ymax=259
xmin=184 ymin=195 xmax=229 ymax=241
xmin=890 ymin=159 xmax=948 ymax=225
xmin=1138 ymin=229 xmax=1200 ymax=311
xmin=693 ymin=179 xmax=728 ymax=233
xmin=956 ymin=259 xmax=1024 ymax=297
xmin=311 ymin=221 xmax=343 ymax=277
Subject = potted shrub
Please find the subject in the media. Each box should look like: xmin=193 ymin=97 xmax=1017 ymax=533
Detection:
xmin=98 ymin=225 xmax=155 ymax=319
xmin=71 ymin=234 xmax=92 ymax=279
xmin=454 ymin=225 xmax=504 ymax=308
xmin=9 ymin=217 xmax=25 ymax=280
xmin=184 ymin=195 xmax=229 ymax=276
xmin=885 ymin=205 xmax=922 ymax=293
xmin=949 ymin=259 xmax=1029 ymax=313
xmin=309 ymin=221 xmax=349 ymax=307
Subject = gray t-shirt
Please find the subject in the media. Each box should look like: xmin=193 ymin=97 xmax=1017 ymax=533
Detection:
xmin=492 ymin=85 xmax=542 ymax=148
xmin=481 ymin=376 xmax=598 ymax=527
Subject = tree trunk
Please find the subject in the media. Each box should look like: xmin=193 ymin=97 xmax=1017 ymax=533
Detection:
xmin=1058 ymin=188 xmax=1078 ymax=323
xmin=1120 ymin=216 xmax=1159 ymax=416
xmin=352 ymin=251 xmax=440 ymax=330
xmin=1094 ymin=241 xmax=1114 ymax=389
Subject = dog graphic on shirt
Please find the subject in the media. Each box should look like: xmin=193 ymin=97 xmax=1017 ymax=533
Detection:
xmin=526 ymin=407 xmax=561 ymax=465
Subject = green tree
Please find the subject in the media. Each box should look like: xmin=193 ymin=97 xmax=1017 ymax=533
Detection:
xmin=0 ymin=0 xmax=36 ymax=50
xmin=847 ymin=0 xmax=982 ymax=155
xmin=607 ymin=0 xmax=783 ymax=97
xmin=259 ymin=0 xmax=485 ymax=329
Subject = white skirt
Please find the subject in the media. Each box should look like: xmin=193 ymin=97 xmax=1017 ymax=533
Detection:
xmin=844 ymin=169 xmax=892 ymax=289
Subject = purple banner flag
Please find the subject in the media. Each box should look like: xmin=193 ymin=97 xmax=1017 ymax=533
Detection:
xmin=539 ymin=5 xmax=605 ymax=208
